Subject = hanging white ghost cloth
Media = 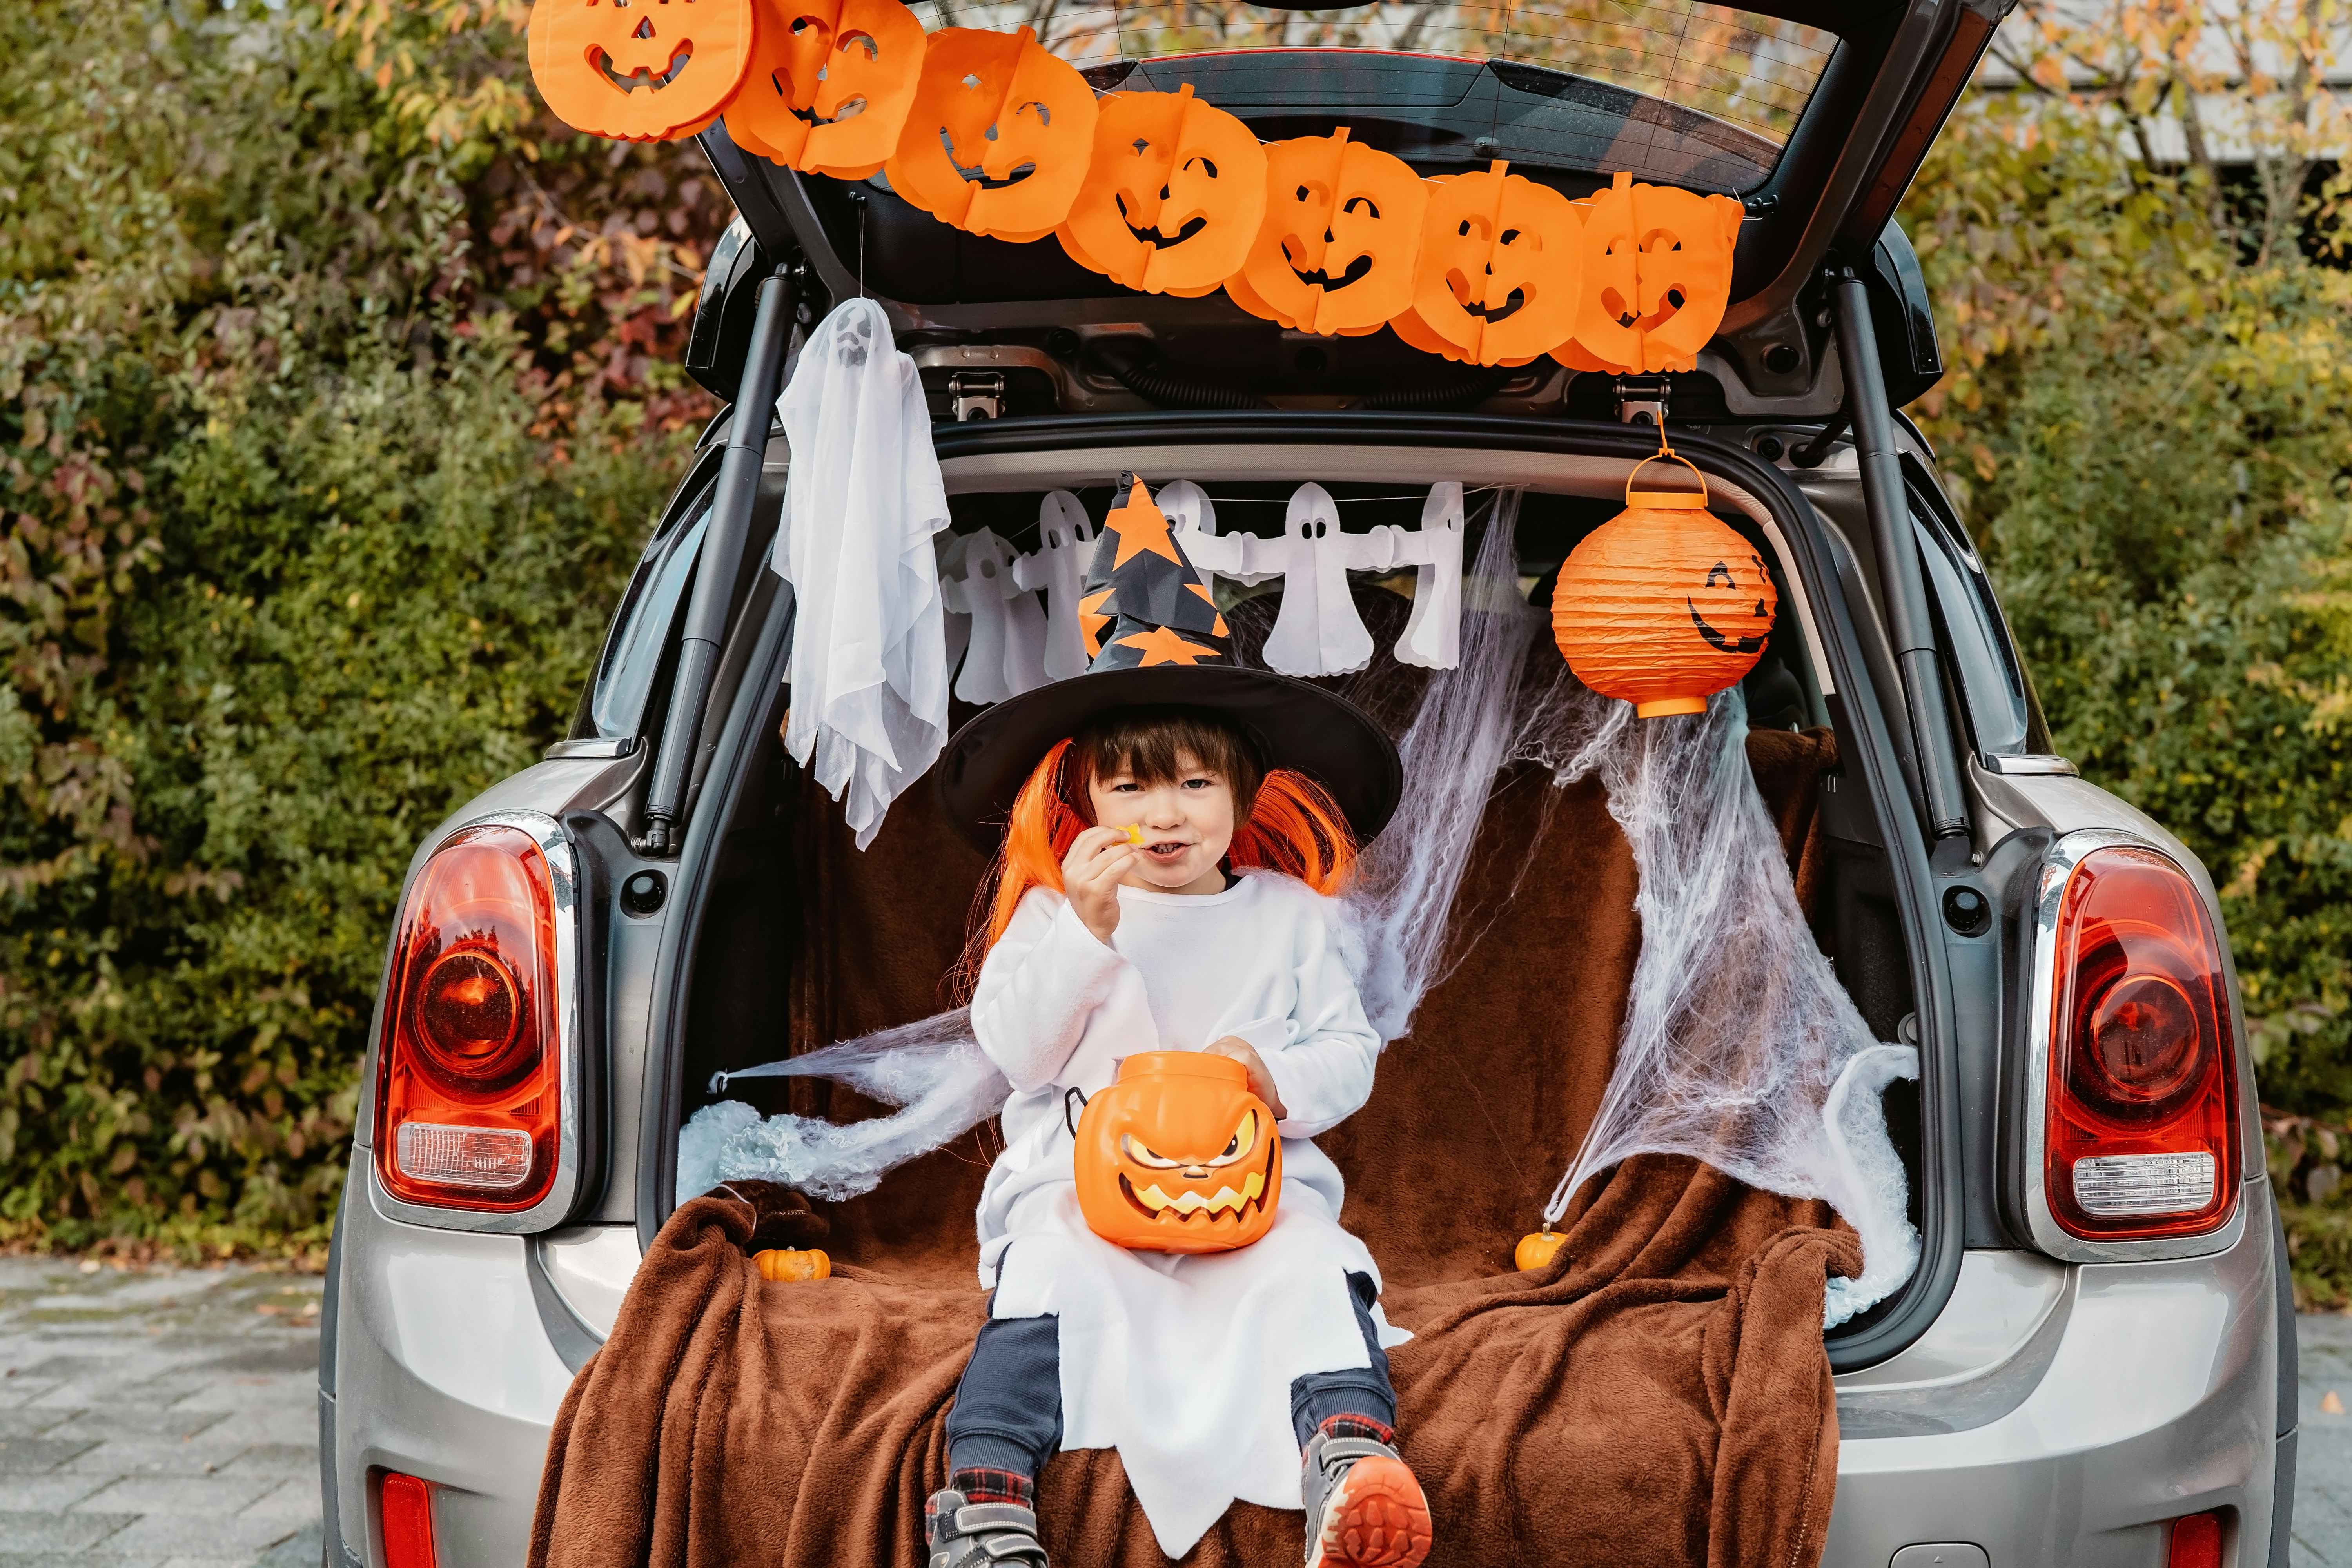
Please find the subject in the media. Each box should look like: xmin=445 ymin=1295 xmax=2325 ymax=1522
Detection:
xmin=770 ymin=299 xmax=953 ymax=850
xmin=971 ymin=873 xmax=1409 ymax=1557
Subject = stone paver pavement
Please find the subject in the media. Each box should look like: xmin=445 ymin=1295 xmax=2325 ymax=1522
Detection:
xmin=0 ymin=1256 xmax=320 ymax=1568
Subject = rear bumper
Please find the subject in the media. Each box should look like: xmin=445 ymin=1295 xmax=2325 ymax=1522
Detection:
xmin=324 ymin=1169 xmax=2285 ymax=1568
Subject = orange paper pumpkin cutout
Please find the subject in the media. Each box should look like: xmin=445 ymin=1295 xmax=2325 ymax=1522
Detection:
xmin=1231 ymin=129 xmax=1427 ymax=336
xmin=723 ymin=0 xmax=924 ymax=179
xmin=1563 ymin=173 xmax=1744 ymax=374
xmin=1401 ymin=161 xmax=1583 ymax=367
xmin=528 ymin=0 xmax=757 ymax=142
xmin=1073 ymin=1051 xmax=1281 ymax=1253
xmin=885 ymin=27 xmax=1098 ymax=242
xmin=1058 ymin=86 xmax=1269 ymax=297
xmin=1550 ymin=450 xmax=1777 ymax=717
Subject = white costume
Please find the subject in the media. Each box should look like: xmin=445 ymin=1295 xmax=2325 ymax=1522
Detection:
xmin=970 ymin=871 xmax=1406 ymax=1556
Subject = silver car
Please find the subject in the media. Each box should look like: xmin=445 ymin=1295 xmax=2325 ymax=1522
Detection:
xmin=318 ymin=1 xmax=2292 ymax=1563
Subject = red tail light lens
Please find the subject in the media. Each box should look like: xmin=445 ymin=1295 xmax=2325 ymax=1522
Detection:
xmin=2045 ymin=846 xmax=2239 ymax=1239
xmin=374 ymin=826 xmax=561 ymax=1211
xmin=381 ymin=1472 xmax=439 ymax=1568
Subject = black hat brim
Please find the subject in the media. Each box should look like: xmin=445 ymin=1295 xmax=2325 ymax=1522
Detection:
xmin=935 ymin=665 xmax=1403 ymax=853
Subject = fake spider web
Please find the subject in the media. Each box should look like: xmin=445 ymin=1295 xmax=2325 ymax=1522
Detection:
xmin=680 ymin=493 xmax=1917 ymax=1326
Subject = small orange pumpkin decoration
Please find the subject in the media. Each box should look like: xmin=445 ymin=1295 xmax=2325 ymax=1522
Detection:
xmin=754 ymin=1247 xmax=833 ymax=1281
xmin=723 ymin=0 xmax=925 ymax=180
xmin=884 ymin=27 xmax=1099 ymax=243
xmin=1557 ymin=173 xmax=1744 ymax=375
xmin=1514 ymin=1229 xmax=1568 ymax=1272
xmin=528 ymin=0 xmax=757 ymax=143
xmin=1396 ymin=161 xmax=1583 ymax=368
xmin=1073 ymin=1052 xmax=1281 ymax=1253
xmin=1058 ymin=85 xmax=1269 ymax=297
xmin=1229 ymin=128 xmax=1427 ymax=336
xmin=1551 ymin=449 xmax=1777 ymax=717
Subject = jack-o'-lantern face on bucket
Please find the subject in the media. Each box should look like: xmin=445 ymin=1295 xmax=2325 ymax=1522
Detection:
xmin=1230 ymin=129 xmax=1426 ymax=336
xmin=1074 ymin=1052 xmax=1282 ymax=1253
xmin=528 ymin=0 xmax=757 ymax=142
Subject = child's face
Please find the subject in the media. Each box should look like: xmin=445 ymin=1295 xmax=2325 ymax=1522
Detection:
xmin=1087 ymin=747 xmax=1238 ymax=895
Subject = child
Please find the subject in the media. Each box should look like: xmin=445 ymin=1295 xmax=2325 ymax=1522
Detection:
xmin=926 ymin=479 xmax=1425 ymax=1568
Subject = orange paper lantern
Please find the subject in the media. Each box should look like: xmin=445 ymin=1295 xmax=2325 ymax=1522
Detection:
xmin=1397 ymin=161 xmax=1583 ymax=368
xmin=528 ymin=0 xmax=757 ymax=143
xmin=723 ymin=0 xmax=925 ymax=180
xmin=885 ymin=27 xmax=1098 ymax=242
xmin=1550 ymin=450 xmax=1777 ymax=717
xmin=1073 ymin=1051 xmax=1281 ymax=1253
xmin=1058 ymin=86 xmax=1269 ymax=297
xmin=1230 ymin=128 xmax=1427 ymax=336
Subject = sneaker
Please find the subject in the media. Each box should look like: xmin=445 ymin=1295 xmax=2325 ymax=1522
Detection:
xmin=925 ymin=1487 xmax=1050 ymax=1568
xmin=1301 ymin=1429 xmax=1433 ymax=1568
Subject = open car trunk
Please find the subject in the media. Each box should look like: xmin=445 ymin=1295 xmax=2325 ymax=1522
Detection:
xmin=562 ymin=426 xmax=1944 ymax=1568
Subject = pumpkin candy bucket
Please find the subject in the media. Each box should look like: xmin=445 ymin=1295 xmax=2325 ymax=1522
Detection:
xmin=1073 ymin=1051 xmax=1282 ymax=1253
xmin=1550 ymin=448 xmax=1777 ymax=717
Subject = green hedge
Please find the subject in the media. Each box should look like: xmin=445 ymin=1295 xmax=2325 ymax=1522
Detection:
xmin=0 ymin=1 xmax=715 ymax=1251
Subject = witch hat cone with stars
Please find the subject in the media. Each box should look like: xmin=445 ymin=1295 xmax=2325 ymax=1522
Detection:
xmin=936 ymin=474 xmax=1402 ymax=851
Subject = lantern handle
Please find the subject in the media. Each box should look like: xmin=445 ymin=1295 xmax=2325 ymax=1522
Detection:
xmin=1064 ymin=1086 xmax=1090 ymax=1138
xmin=1624 ymin=447 xmax=1711 ymax=512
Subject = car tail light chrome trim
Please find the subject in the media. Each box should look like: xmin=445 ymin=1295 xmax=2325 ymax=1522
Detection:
xmin=2019 ymin=829 xmax=2249 ymax=1263
xmin=369 ymin=810 xmax=586 ymax=1234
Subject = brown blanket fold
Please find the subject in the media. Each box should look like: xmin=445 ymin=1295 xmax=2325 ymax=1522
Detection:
xmin=533 ymin=595 xmax=1861 ymax=1568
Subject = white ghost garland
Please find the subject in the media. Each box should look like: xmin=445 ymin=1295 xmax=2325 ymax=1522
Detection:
xmin=934 ymin=479 xmax=1470 ymax=692
xmin=1012 ymin=490 xmax=1096 ymax=681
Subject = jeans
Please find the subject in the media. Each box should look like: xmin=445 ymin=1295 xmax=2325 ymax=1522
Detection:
xmin=944 ymin=1270 xmax=1396 ymax=1478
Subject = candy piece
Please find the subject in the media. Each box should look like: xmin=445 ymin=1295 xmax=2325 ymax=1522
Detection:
xmin=1124 ymin=826 xmax=1145 ymax=844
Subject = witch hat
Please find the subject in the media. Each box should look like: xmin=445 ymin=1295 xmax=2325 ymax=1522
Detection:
xmin=936 ymin=475 xmax=1402 ymax=850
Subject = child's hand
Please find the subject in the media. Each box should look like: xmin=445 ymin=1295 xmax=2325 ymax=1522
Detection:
xmin=1062 ymin=826 xmax=1137 ymax=944
xmin=1206 ymin=1036 xmax=1289 ymax=1119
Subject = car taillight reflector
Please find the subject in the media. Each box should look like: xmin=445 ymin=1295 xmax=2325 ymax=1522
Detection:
xmin=2045 ymin=846 xmax=2239 ymax=1240
xmin=374 ymin=826 xmax=561 ymax=1212
xmin=382 ymin=1472 xmax=439 ymax=1568
xmin=2167 ymin=1510 xmax=2222 ymax=1568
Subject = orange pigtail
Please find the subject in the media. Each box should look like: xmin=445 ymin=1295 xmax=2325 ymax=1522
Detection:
xmin=1229 ymin=768 xmax=1357 ymax=895
xmin=955 ymin=741 xmax=1087 ymax=999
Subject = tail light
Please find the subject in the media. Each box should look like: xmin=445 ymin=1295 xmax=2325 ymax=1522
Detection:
xmin=2039 ymin=844 xmax=2239 ymax=1241
xmin=374 ymin=822 xmax=569 ymax=1214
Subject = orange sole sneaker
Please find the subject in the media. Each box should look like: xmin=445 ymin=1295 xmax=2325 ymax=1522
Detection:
xmin=1306 ymin=1454 xmax=1433 ymax=1568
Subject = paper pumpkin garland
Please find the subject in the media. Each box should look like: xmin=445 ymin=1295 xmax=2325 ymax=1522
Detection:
xmin=1229 ymin=129 xmax=1428 ymax=336
xmin=884 ymin=27 xmax=1098 ymax=242
xmin=526 ymin=2 xmax=1753 ymax=375
xmin=1551 ymin=450 xmax=1778 ymax=717
xmin=1058 ymin=86 xmax=1269 ymax=297
xmin=1073 ymin=1052 xmax=1282 ymax=1253
xmin=722 ymin=0 xmax=926 ymax=179
xmin=527 ymin=0 xmax=757 ymax=143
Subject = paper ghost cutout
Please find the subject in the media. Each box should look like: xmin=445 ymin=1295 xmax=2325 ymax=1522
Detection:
xmin=1394 ymin=483 xmax=1465 ymax=670
xmin=942 ymin=527 xmax=1049 ymax=703
xmin=1011 ymin=489 xmax=1097 ymax=681
xmin=1258 ymin=483 xmax=1379 ymax=677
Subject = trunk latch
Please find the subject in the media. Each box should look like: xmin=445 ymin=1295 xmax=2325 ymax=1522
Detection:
xmin=949 ymin=371 xmax=1006 ymax=422
xmin=1613 ymin=376 xmax=1671 ymax=429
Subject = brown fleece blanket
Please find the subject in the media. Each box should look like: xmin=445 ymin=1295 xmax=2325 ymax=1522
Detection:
xmin=532 ymin=599 xmax=1860 ymax=1568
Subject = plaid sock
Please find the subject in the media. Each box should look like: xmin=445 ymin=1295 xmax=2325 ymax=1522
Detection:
xmin=1316 ymin=1413 xmax=1397 ymax=1448
xmin=947 ymin=1467 xmax=1036 ymax=1509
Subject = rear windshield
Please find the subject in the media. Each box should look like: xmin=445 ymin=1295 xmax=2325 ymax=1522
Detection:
xmin=909 ymin=1 xmax=1839 ymax=192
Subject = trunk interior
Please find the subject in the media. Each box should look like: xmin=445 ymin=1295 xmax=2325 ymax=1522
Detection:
xmin=664 ymin=434 xmax=1925 ymax=1338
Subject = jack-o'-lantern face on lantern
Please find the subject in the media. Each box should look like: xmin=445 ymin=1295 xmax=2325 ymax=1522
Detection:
xmin=1058 ymin=86 xmax=1269 ymax=298
xmin=1401 ymin=161 xmax=1583 ymax=368
xmin=722 ymin=0 xmax=924 ymax=179
xmin=1230 ymin=129 xmax=1426 ymax=336
xmin=884 ymin=27 xmax=1099 ymax=243
xmin=1073 ymin=1051 xmax=1282 ymax=1254
xmin=1551 ymin=453 xmax=1779 ymax=718
xmin=528 ymin=0 xmax=757 ymax=143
